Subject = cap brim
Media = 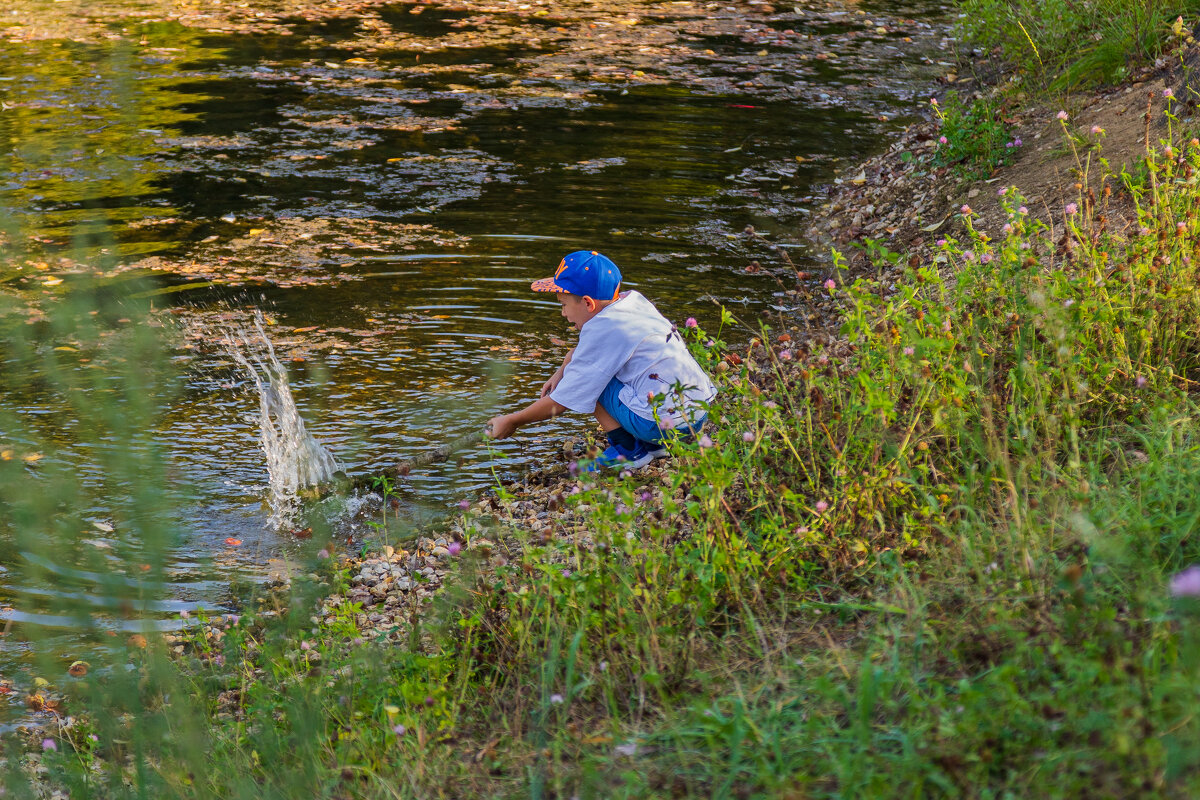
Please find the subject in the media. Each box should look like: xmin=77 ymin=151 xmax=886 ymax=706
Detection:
xmin=531 ymin=277 xmax=567 ymax=293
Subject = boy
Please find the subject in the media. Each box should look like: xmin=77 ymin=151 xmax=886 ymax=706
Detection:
xmin=486 ymin=250 xmax=716 ymax=470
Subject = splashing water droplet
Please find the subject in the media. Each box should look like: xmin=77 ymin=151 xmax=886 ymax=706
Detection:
xmin=224 ymin=311 xmax=342 ymax=529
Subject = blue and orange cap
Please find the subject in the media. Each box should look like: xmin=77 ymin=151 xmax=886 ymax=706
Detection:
xmin=531 ymin=250 xmax=621 ymax=300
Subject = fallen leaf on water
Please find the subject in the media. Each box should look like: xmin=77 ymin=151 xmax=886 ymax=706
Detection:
xmin=42 ymin=277 xmax=63 ymax=286
xmin=92 ymin=521 xmax=114 ymax=532
xmin=22 ymin=453 xmax=42 ymax=463
xmin=68 ymin=661 xmax=88 ymax=677
xmin=127 ymin=634 xmax=147 ymax=649
xmin=224 ymin=538 xmax=242 ymax=547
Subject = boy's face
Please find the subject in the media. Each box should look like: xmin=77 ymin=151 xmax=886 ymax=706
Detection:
xmin=556 ymin=292 xmax=592 ymax=329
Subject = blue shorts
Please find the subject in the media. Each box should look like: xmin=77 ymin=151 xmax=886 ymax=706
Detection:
xmin=597 ymin=377 xmax=707 ymax=445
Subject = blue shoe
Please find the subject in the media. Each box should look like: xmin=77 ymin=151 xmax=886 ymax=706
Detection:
xmin=583 ymin=440 xmax=654 ymax=472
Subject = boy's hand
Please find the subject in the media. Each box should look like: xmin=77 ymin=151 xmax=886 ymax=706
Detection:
xmin=486 ymin=414 xmax=516 ymax=440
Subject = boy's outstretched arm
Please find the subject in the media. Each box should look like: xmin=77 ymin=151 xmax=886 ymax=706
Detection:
xmin=487 ymin=395 xmax=568 ymax=440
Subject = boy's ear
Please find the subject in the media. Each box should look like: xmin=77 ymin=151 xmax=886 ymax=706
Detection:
xmin=584 ymin=296 xmax=597 ymax=312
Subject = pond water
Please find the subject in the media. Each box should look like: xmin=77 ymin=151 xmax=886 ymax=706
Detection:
xmin=0 ymin=0 xmax=949 ymax=727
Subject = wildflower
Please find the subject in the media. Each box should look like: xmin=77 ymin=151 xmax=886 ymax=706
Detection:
xmin=795 ymin=526 xmax=809 ymax=534
xmin=1063 ymin=299 xmax=1074 ymax=308
xmin=938 ymin=135 xmax=948 ymax=144
xmin=393 ymin=724 xmax=407 ymax=735
xmin=300 ymin=641 xmax=312 ymax=651
xmin=424 ymin=696 xmax=435 ymax=707
xmin=180 ymin=610 xmax=189 ymax=619
xmin=619 ymin=469 xmax=632 ymax=479
xmin=212 ymin=654 xmax=225 ymax=667
xmin=1171 ymin=565 xmax=1200 ymax=596
xmin=699 ymin=434 xmax=714 ymax=448
xmin=1065 ymin=203 xmax=1077 ymax=215
xmin=706 ymin=339 xmax=715 ymax=347
xmin=930 ymin=97 xmax=938 ymax=106
xmin=227 ymin=614 xmax=240 ymax=627
xmin=41 ymin=738 xmax=56 ymax=752
xmin=352 ymin=637 xmax=364 ymax=646
xmin=1004 ymin=141 xmax=1012 ymax=148
xmin=981 ymin=253 xmax=993 ymax=264
xmin=684 ymin=317 xmax=698 ymax=328
xmin=1140 ymin=226 xmax=1152 ymax=236
xmin=88 ymin=734 xmax=98 ymax=742
xmin=937 ymin=239 xmax=947 ymax=247
xmin=1003 ymin=223 xmax=1013 ymax=234
xmin=817 ymin=353 xmax=829 ymax=364
xmin=942 ymin=318 xmax=952 ymax=332
xmin=963 ymin=251 xmax=975 ymax=262
xmin=447 ymin=542 xmax=462 ymax=556
xmin=960 ymin=204 xmax=972 ymax=215
xmin=1091 ymin=125 xmax=1105 ymax=135
xmin=1164 ymin=88 xmax=1175 ymax=99
xmin=1166 ymin=146 xmax=1176 ymax=158
xmin=549 ymin=693 xmax=564 ymax=705
xmin=317 ymin=549 xmax=329 ymax=559
xmin=1014 ymin=138 xmax=1022 ymax=146
xmin=764 ymin=400 xmax=778 ymax=409
xmin=815 ymin=500 xmax=829 ymax=513
xmin=1056 ymin=110 xmax=1068 ymax=120
xmin=998 ymin=186 xmax=1007 ymax=195
xmin=561 ymin=569 xmax=571 ymax=578
xmin=903 ymin=346 xmax=915 ymax=356
xmin=1137 ymin=375 xmax=1148 ymax=389
xmin=1018 ymin=206 xmax=1028 ymax=215
xmin=1178 ymin=221 xmax=1187 ymax=234
xmin=568 ymin=460 xmax=579 ymax=475
xmin=660 ymin=416 xmax=676 ymax=430
xmin=640 ymin=490 xmax=652 ymax=502
xmin=779 ymin=349 xmax=792 ymax=361
xmin=599 ymin=660 xmax=608 ymax=672
xmin=824 ymin=278 xmax=836 ymax=291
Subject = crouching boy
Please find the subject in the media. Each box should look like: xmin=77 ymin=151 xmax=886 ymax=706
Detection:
xmin=486 ymin=250 xmax=716 ymax=470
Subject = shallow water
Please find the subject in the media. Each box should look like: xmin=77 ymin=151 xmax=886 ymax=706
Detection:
xmin=0 ymin=0 xmax=949 ymax=726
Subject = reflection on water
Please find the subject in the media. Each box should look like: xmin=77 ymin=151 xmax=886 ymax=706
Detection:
xmin=0 ymin=0 xmax=948 ymax=727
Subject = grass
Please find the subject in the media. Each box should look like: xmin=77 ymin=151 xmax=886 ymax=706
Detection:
xmin=959 ymin=0 xmax=1200 ymax=91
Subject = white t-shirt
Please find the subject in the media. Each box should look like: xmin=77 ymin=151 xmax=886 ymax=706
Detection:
xmin=550 ymin=291 xmax=717 ymax=428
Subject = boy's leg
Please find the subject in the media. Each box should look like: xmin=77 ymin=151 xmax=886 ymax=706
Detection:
xmin=583 ymin=379 xmax=655 ymax=470
xmin=594 ymin=403 xmax=622 ymax=433
xmin=595 ymin=400 xmax=642 ymax=453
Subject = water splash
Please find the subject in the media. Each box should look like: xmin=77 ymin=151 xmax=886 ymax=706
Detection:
xmin=224 ymin=311 xmax=342 ymax=529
